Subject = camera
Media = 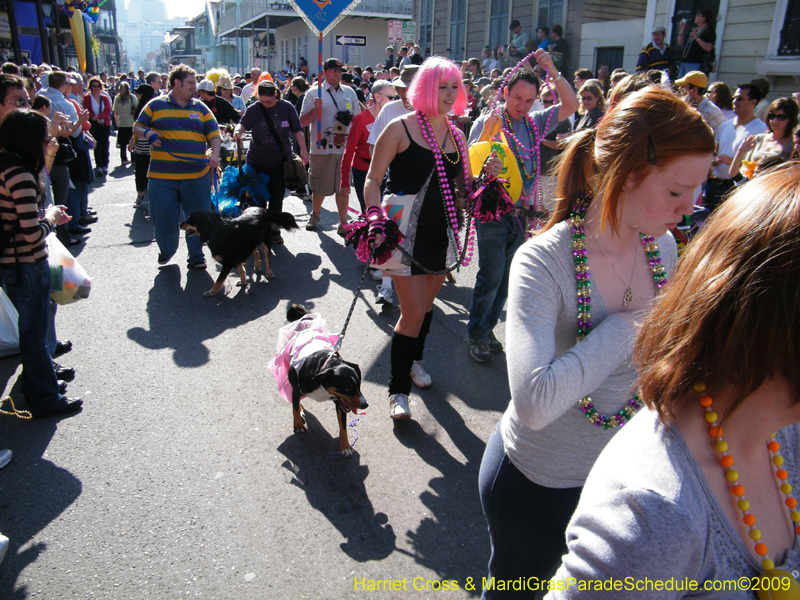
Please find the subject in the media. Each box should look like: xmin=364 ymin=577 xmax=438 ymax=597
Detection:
xmin=334 ymin=110 xmax=354 ymax=127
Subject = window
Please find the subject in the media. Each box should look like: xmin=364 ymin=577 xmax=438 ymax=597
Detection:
xmin=778 ymin=0 xmax=800 ymax=55
xmin=488 ymin=0 xmax=509 ymax=49
xmin=595 ymin=46 xmax=624 ymax=73
xmin=449 ymin=0 xmax=466 ymax=60
xmin=419 ymin=0 xmax=434 ymax=56
xmin=537 ymin=0 xmax=564 ymax=30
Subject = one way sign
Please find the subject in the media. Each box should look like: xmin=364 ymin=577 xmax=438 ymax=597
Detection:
xmin=335 ymin=35 xmax=367 ymax=46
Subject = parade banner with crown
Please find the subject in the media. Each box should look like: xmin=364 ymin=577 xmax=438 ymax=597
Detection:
xmin=288 ymin=0 xmax=362 ymax=147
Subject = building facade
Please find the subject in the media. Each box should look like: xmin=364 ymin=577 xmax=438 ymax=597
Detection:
xmin=412 ymin=0 xmax=799 ymax=100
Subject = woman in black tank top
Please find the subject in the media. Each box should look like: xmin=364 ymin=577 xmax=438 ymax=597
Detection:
xmin=361 ymin=57 xmax=502 ymax=421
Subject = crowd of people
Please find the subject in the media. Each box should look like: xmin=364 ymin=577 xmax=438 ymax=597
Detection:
xmin=1 ymin=27 xmax=800 ymax=593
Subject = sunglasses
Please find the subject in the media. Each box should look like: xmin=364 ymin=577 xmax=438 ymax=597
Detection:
xmin=383 ymin=94 xmax=397 ymax=100
xmin=580 ymin=95 xmax=596 ymax=102
xmin=768 ymin=113 xmax=789 ymax=121
xmin=6 ymin=98 xmax=30 ymax=107
xmin=542 ymin=99 xmax=555 ymax=105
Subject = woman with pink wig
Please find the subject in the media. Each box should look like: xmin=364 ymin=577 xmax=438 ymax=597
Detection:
xmin=364 ymin=56 xmax=502 ymax=420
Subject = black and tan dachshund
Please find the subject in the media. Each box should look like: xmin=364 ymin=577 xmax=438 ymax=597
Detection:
xmin=181 ymin=207 xmax=298 ymax=297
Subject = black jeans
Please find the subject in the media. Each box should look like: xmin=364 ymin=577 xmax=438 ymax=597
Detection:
xmin=251 ymin=163 xmax=286 ymax=213
xmin=133 ymin=152 xmax=150 ymax=193
xmin=90 ymin=122 xmax=110 ymax=169
xmin=478 ymin=426 xmax=582 ymax=599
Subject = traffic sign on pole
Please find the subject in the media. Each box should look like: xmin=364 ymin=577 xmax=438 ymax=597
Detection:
xmin=388 ymin=20 xmax=403 ymax=43
xmin=402 ymin=21 xmax=416 ymax=43
xmin=335 ymin=35 xmax=367 ymax=46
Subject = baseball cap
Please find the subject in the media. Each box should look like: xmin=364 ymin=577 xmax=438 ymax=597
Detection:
xmin=323 ymin=58 xmax=343 ymax=70
xmin=674 ymin=71 xmax=708 ymax=88
xmin=652 ymin=25 xmax=667 ymax=34
xmin=197 ymin=78 xmax=215 ymax=92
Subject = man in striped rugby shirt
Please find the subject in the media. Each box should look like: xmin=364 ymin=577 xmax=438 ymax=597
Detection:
xmin=133 ymin=64 xmax=221 ymax=270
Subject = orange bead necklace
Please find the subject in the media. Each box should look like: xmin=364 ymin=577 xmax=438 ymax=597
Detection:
xmin=697 ymin=383 xmax=800 ymax=598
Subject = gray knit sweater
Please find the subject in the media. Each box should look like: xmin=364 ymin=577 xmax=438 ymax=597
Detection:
xmin=545 ymin=409 xmax=800 ymax=599
xmin=500 ymin=220 xmax=678 ymax=488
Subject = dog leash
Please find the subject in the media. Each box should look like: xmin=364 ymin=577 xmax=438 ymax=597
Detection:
xmin=333 ymin=246 xmax=378 ymax=353
xmin=326 ymin=415 xmax=359 ymax=455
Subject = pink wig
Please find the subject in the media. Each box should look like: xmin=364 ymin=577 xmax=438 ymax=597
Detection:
xmin=407 ymin=56 xmax=468 ymax=117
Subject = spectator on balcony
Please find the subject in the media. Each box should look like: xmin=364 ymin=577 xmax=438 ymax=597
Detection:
xmin=549 ymin=25 xmax=569 ymax=73
xmin=507 ymin=19 xmax=530 ymax=62
xmin=636 ymin=25 xmax=673 ymax=75
xmin=537 ymin=27 xmax=550 ymax=51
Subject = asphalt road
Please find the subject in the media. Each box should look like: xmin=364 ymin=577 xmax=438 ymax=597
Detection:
xmin=0 ymin=141 xmax=515 ymax=599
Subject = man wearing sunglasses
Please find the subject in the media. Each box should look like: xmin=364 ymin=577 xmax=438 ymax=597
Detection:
xmin=706 ymin=82 xmax=767 ymax=211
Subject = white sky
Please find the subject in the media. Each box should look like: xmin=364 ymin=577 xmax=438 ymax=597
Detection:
xmin=125 ymin=0 xmax=206 ymax=21
xmin=166 ymin=0 xmax=205 ymax=20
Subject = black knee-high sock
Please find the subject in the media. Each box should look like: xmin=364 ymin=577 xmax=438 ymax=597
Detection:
xmin=388 ymin=330 xmax=417 ymax=396
xmin=414 ymin=310 xmax=433 ymax=361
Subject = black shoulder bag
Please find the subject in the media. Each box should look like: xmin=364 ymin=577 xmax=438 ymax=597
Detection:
xmin=258 ymin=103 xmax=307 ymax=192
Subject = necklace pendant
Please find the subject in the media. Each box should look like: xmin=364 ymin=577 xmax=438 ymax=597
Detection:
xmin=623 ymin=288 xmax=633 ymax=307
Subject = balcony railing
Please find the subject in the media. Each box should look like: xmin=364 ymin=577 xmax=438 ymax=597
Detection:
xmin=218 ymin=0 xmax=409 ymax=33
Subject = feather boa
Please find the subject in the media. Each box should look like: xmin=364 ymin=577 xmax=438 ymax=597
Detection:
xmin=343 ymin=216 xmax=404 ymax=265
xmin=469 ymin=171 xmax=515 ymax=223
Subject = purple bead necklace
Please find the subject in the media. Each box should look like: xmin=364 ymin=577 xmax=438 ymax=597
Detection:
xmin=416 ymin=111 xmax=476 ymax=267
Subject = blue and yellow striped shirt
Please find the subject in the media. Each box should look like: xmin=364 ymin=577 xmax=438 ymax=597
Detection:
xmin=135 ymin=92 xmax=220 ymax=180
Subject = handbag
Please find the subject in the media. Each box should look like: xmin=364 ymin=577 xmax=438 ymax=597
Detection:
xmin=46 ymin=234 xmax=92 ymax=305
xmin=369 ymin=171 xmax=456 ymax=272
xmin=258 ymin=103 xmax=307 ymax=191
xmin=54 ymin=138 xmax=77 ymax=165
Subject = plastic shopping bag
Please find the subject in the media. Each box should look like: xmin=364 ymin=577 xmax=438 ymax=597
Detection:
xmin=0 ymin=288 xmax=19 ymax=357
xmin=46 ymin=235 xmax=92 ymax=305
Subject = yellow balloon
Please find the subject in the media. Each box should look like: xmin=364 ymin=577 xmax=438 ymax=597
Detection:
xmin=468 ymin=138 xmax=523 ymax=203
xmin=756 ymin=569 xmax=800 ymax=600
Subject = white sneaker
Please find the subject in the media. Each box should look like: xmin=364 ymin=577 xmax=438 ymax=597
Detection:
xmin=370 ymin=268 xmax=382 ymax=281
xmin=410 ymin=361 xmax=432 ymax=389
xmin=389 ymin=394 xmax=411 ymax=420
xmin=0 ymin=449 xmax=10 ymax=469
xmin=0 ymin=533 xmax=8 ymax=564
xmin=376 ymin=284 xmax=394 ymax=305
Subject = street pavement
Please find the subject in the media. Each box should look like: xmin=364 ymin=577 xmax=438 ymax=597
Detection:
xmin=0 ymin=142 xmax=516 ymax=599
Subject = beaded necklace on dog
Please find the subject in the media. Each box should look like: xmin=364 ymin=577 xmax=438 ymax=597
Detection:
xmin=416 ymin=111 xmax=476 ymax=267
xmin=698 ymin=383 xmax=800 ymax=599
xmin=571 ymin=193 xmax=667 ymax=429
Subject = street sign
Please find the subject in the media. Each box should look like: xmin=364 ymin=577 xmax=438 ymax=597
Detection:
xmin=402 ymin=21 xmax=416 ymax=43
xmin=335 ymin=35 xmax=366 ymax=46
xmin=388 ymin=19 xmax=403 ymax=43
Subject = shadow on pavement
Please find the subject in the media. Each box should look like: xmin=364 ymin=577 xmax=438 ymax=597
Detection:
xmin=0 ymin=379 xmax=83 ymax=600
xmin=277 ymin=410 xmax=397 ymax=562
xmin=126 ymin=262 xmax=283 ymax=367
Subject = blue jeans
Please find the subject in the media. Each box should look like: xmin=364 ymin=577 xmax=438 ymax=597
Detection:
xmin=1 ymin=261 xmax=64 ymax=412
xmin=67 ymin=181 xmax=90 ymax=232
xmin=148 ymin=173 xmax=211 ymax=264
xmin=467 ymin=213 xmax=525 ymax=340
xmin=678 ymin=62 xmax=701 ymax=78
